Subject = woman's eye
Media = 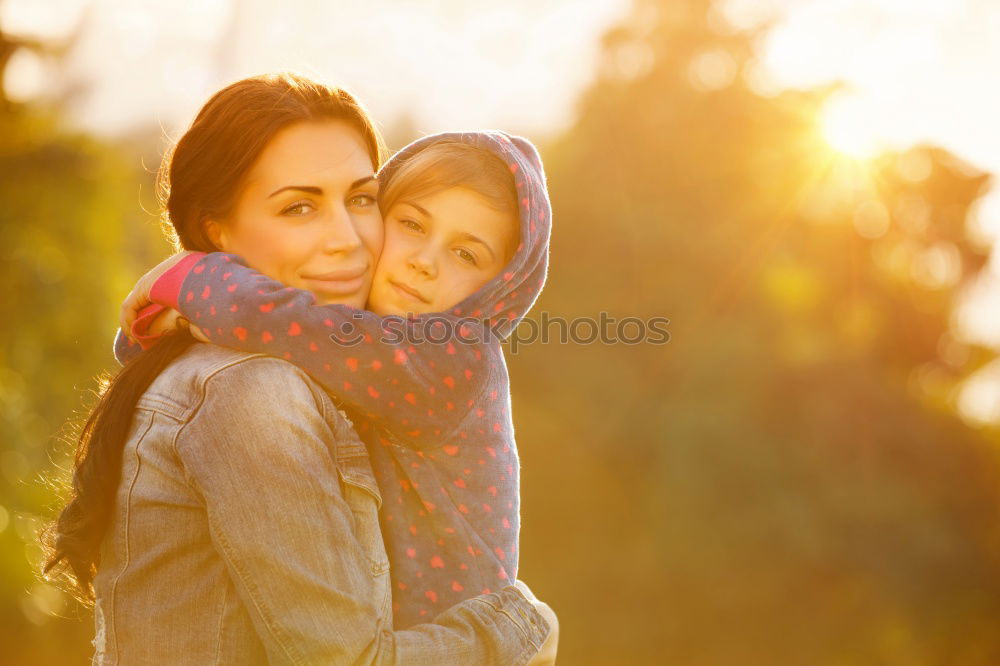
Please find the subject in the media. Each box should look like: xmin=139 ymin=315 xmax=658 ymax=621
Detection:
xmin=349 ymin=193 xmax=376 ymax=207
xmin=455 ymin=248 xmax=478 ymax=265
xmin=282 ymin=201 xmax=314 ymax=216
xmin=400 ymin=218 xmax=423 ymax=232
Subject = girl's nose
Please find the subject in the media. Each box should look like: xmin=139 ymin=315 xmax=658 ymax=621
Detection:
xmin=408 ymin=250 xmax=437 ymax=278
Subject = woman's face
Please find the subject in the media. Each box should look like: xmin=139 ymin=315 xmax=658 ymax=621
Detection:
xmin=205 ymin=121 xmax=382 ymax=308
xmin=368 ymin=186 xmax=516 ymax=316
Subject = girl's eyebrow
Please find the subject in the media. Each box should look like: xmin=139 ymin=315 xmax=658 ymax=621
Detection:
xmin=458 ymin=232 xmax=497 ymax=263
xmin=267 ymin=176 xmax=376 ymax=199
xmin=401 ymin=201 xmax=498 ymax=263
xmin=404 ymin=201 xmax=432 ymax=218
xmin=400 ymin=201 xmax=498 ymax=262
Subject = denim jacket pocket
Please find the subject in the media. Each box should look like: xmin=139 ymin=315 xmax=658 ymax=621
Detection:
xmin=340 ymin=479 xmax=392 ymax=623
xmin=333 ymin=444 xmax=391 ymax=617
xmin=340 ymin=480 xmax=390 ymax=573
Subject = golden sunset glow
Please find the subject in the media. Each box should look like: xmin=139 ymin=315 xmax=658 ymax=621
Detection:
xmin=4 ymin=1 xmax=1000 ymax=664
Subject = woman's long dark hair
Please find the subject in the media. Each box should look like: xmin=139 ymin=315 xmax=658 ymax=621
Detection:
xmin=43 ymin=72 xmax=385 ymax=599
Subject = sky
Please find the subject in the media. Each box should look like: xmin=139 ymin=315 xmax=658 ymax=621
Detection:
xmin=1 ymin=0 xmax=628 ymax=138
xmin=3 ymin=1 xmax=998 ymax=181
xmin=4 ymin=0 xmax=1000 ymax=420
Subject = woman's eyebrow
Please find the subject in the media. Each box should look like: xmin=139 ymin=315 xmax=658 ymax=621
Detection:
xmin=351 ymin=175 xmax=377 ymax=190
xmin=267 ymin=176 xmax=376 ymax=199
xmin=268 ymin=185 xmax=321 ymax=199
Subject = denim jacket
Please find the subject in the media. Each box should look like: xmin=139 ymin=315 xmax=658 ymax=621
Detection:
xmin=92 ymin=343 xmax=549 ymax=664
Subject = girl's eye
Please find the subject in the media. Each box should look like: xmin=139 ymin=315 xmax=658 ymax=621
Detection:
xmin=282 ymin=201 xmax=314 ymax=216
xmin=400 ymin=218 xmax=423 ymax=232
xmin=455 ymin=248 xmax=478 ymax=265
xmin=349 ymin=193 xmax=376 ymax=207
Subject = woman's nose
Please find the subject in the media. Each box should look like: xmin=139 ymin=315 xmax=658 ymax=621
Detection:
xmin=320 ymin=205 xmax=362 ymax=253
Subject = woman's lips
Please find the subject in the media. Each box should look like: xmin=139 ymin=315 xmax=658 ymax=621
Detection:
xmin=390 ymin=279 xmax=429 ymax=304
xmin=301 ymin=265 xmax=368 ymax=295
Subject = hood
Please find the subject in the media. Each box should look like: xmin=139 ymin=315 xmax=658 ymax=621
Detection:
xmin=376 ymin=130 xmax=551 ymax=341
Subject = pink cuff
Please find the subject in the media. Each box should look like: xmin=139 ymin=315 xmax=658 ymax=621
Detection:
xmin=150 ymin=252 xmax=207 ymax=310
xmin=130 ymin=303 xmax=168 ymax=350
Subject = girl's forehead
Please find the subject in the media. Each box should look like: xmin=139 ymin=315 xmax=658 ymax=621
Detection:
xmin=402 ymin=187 xmax=494 ymax=217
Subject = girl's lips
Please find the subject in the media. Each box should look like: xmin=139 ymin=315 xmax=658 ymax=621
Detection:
xmin=301 ymin=265 xmax=368 ymax=295
xmin=390 ymin=280 xmax=429 ymax=303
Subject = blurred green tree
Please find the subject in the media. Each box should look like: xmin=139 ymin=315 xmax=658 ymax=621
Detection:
xmin=0 ymin=19 xmax=170 ymax=665
xmin=511 ymin=1 xmax=1000 ymax=664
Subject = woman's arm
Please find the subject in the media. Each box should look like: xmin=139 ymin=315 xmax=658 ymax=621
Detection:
xmin=180 ymin=356 xmax=550 ymax=664
xmin=139 ymin=252 xmax=493 ymax=445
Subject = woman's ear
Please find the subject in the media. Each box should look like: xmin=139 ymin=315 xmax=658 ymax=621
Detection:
xmin=203 ymin=218 xmax=228 ymax=251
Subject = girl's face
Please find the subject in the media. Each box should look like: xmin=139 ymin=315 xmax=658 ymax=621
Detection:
xmin=368 ymin=186 xmax=516 ymax=316
xmin=205 ymin=121 xmax=382 ymax=308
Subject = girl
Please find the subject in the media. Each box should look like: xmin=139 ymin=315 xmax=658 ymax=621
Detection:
xmin=119 ymin=129 xmax=552 ymax=626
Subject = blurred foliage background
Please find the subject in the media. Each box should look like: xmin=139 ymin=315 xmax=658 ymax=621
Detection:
xmin=4 ymin=0 xmax=1000 ymax=664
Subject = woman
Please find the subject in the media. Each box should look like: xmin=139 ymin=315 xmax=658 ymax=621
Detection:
xmin=44 ymin=72 xmax=556 ymax=664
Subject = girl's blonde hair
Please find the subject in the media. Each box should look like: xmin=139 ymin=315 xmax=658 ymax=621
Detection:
xmin=379 ymin=141 xmax=519 ymax=255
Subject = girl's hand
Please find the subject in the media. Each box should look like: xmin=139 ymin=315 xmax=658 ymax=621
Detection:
xmin=515 ymin=580 xmax=559 ymax=665
xmin=142 ymin=307 xmax=210 ymax=343
xmin=120 ymin=251 xmax=198 ymax=338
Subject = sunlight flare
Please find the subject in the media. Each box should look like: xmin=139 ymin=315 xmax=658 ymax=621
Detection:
xmin=820 ymin=93 xmax=882 ymax=160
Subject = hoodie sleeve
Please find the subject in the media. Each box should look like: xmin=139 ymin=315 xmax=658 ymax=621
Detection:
xmin=113 ymin=327 xmax=143 ymax=366
xmin=147 ymin=252 xmax=491 ymax=445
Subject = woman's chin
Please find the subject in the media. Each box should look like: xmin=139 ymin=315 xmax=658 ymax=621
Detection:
xmin=313 ymin=292 xmax=367 ymax=309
